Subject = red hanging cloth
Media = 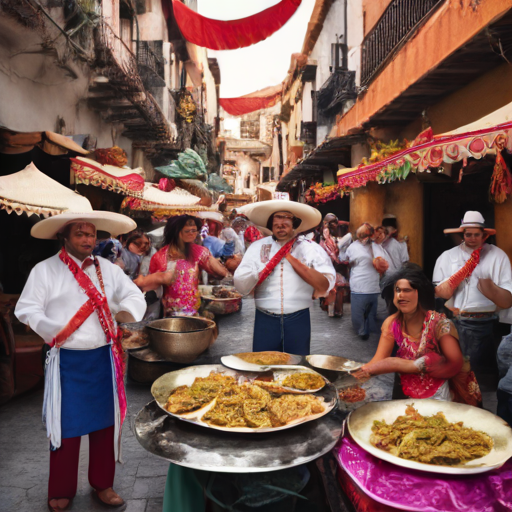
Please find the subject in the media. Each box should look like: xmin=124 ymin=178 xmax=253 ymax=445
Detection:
xmin=220 ymin=92 xmax=281 ymax=116
xmin=164 ymin=0 xmax=302 ymax=51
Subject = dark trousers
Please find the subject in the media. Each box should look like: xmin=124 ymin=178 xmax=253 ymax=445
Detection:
xmin=48 ymin=425 xmax=115 ymax=499
xmin=453 ymin=316 xmax=498 ymax=372
xmin=350 ymin=293 xmax=380 ymax=339
xmin=253 ymin=308 xmax=311 ymax=355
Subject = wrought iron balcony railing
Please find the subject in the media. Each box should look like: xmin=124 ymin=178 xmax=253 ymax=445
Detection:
xmin=361 ymin=0 xmax=444 ymax=86
xmin=137 ymin=40 xmax=165 ymax=88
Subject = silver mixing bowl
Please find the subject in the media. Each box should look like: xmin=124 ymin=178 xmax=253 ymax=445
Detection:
xmin=146 ymin=317 xmax=216 ymax=364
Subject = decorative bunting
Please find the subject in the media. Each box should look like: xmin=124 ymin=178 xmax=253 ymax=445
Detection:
xmin=166 ymin=0 xmax=302 ymax=51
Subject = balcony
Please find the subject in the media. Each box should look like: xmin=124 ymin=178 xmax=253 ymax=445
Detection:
xmin=137 ymin=40 xmax=165 ymax=89
xmin=361 ymin=0 xmax=444 ymax=86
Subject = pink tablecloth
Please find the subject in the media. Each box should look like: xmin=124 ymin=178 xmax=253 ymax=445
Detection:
xmin=335 ymin=436 xmax=512 ymax=512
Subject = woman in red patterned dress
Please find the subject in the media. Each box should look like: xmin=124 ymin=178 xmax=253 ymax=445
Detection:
xmin=353 ymin=263 xmax=481 ymax=406
xmin=135 ymin=215 xmax=227 ymax=316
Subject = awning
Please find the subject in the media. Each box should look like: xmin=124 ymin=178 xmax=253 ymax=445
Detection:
xmin=220 ymin=85 xmax=282 ymax=116
xmin=166 ymin=0 xmax=302 ymax=51
xmin=277 ymin=133 xmax=367 ymax=191
xmin=0 ymin=162 xmax=92 ymax=217
xmin=337 ymin=121 xmax=512 ymax=192
xmin=121 ymin=183 xmax=202 ymax=212
xmin=71 ymin=157 xmax=145 ymax=197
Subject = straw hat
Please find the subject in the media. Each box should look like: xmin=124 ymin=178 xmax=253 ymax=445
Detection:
xmin=241 ymin=200 xmax=321 ymax=234
xmin=31 ymin=210 xmax=137 ymax=240
xmin=443 ymin=211 xmax=496 ymax=235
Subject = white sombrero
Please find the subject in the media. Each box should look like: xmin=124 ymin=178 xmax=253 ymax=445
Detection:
xmin=443 ymin=211 xmax=496 ymax=236
xmin=241 ymin=200 xmax=321 ymax=234
xmin=31 ymin=210 xmax=137 ymax=240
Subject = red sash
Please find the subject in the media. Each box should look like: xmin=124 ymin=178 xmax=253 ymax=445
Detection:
xmin=52 ymin=248 xmax=127 ymax=423
xmin=256 ymin=236 xmax=297 ymax=287
xmin=448 ymin=246 xmax=482 ymax=290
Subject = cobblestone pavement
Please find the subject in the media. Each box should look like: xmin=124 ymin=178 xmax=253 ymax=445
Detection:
xmin=0 ymin=298 xmax=498 ymax=512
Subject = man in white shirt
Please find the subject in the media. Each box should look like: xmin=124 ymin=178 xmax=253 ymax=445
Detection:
xmin=381 ymin=215 xmax=409 ymax=271
xmin=433 ymin=211 xmax=512 ymax=376
xmin=15 ymin=212 xmax=146 ymax=512
xmin=234 ymin=200 xmax=335 ymax=355
xmin=345 ymin=223 xmax=390 ymax=340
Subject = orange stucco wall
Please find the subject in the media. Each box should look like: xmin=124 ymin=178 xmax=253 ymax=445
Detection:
xmin=427 ymin=64 xmax=512 ymax=134
xmin=337 ymin=0 xmax=512 ymax=136
xmin=349 ymin=176 xmax=424 ymax=266
xmin=363 ymin=0 xmax=393 ymax=36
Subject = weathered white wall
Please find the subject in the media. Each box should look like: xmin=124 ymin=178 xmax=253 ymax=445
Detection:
xmin=307 ymin=0 xmax=364 ymax=142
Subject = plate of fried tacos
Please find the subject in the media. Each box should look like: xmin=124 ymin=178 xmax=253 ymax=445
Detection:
xmin=151 ymin=364 xmax=337 ymax=433
xmin=347 ymin=399 xmax=512 ymax=474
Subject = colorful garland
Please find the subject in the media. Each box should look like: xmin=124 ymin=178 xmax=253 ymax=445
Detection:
xmin=338 ymin=123 xmax=512 ymax=198
xmin=305 ymin=182 xmax=343 ymax=204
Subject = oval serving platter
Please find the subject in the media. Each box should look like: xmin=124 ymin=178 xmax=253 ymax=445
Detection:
xmin=151 ymin=364 xmax=337 ymax=433
xmin=348 ymin=399 xmax=512 ymax=475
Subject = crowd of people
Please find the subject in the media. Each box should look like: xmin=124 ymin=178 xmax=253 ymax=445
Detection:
xmin=11 ymin=201 xmax=512 ymax=511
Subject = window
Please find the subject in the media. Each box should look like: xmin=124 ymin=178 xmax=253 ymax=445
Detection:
xmin=240 ymin=120 xmax=260 ymax=140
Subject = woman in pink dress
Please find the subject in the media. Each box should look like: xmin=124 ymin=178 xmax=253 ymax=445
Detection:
xmin=135 ymin=215 xmax=227 ymax=316
xmin=353 ymin=263 xmax=481 ymax=405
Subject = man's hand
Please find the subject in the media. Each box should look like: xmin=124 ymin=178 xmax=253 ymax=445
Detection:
xmin=285 ymin=253 xmax=330 ymax=296
xmin=477 ymin=278 xmax=512 ymax=308
xmin=115 ymin=311 xmax=136 ymax=324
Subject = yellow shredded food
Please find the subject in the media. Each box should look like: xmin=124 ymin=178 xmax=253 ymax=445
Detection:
xmin=165 ymin=371 xmax=325 ymax=428
xmin=370 ymin=405 xmax=493 ymax=466
xmin=235 ymin=352 xmax=291 ymax=366
xmin=282 ymin=372 xmax=325 ymax=391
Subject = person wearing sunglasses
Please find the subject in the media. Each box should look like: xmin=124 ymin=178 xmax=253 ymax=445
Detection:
xmin=134 ymin=215 xmax=227 ymax=317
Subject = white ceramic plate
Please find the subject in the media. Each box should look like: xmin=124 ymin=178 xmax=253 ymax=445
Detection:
xmin=151 ymin=364 xmax=337 ymax=433
xmin=348 ymin=399 xmax=512 ymax=474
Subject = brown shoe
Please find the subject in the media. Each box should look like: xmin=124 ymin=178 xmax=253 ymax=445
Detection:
xmin=94 ymin=488 xmax=125 ymax=508
xmin=47 ymin=498 xmax=71 ymax=511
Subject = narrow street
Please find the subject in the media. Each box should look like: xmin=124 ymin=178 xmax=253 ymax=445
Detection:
xmin=0 ymin=298 xmax=499 ymax=512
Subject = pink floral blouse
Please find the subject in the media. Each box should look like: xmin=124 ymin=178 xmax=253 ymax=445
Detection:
xmin=381 ymin=311 xmax=458 ymax=399
xmin=149 ymin=244 xmax=212 ymax=317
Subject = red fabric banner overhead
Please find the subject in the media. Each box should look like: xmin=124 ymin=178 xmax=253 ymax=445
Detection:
xmin=166 ymin=0 xmax=302 ymax=51
xmin=220 ymin=93 xmax=281 ymax=116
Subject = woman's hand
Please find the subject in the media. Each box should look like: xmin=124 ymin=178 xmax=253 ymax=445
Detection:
xmin=352 ymin=368 xmax=372 ymax=381
xmin=134 ymin=272 xmax=173 ymax=291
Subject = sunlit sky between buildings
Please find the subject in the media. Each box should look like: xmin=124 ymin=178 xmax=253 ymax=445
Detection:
xmin=196 ymin=0 xmax=316 ymax=98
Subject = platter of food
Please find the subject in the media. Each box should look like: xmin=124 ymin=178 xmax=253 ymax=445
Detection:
xmin=221 ymin=351 xmax=302 ymax=372
xmin=199 ymin=286 xmax=243 ymax=315
xmin=347 ymin=399 xmax=512 ymax=474
xmin=151 ymin=364 xmax=337 ymax=433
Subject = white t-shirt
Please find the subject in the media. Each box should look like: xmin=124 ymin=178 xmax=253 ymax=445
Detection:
xmin=433 ymin=243 xmax=512 ymax=316
xmin=382 ymin=237 xmax=409 ymax=273
xmin=15 ymin=253 xmax=146 ymax=349
xmin=234 ymin=236 xmax=336 ymax=314
xmin=345 ymin=240 xmax=381 ymax=294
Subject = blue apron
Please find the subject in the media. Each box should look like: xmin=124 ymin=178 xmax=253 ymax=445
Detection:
xmin=60 ymin=345 xmax=115 ymax=439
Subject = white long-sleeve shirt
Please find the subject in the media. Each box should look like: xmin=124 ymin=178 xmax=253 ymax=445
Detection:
xmin=234 ymin=236 xmax=335 ymax=315
xmin=433 ymin=243 xmax=512 ymax=316
xmin=15 ymin=253 xmax=146 ymax=349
